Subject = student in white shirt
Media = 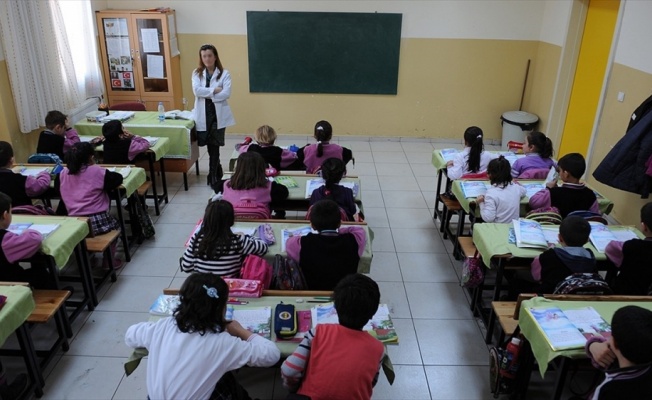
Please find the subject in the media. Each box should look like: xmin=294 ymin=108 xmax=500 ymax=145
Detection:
xmin=125 ymin=273 xmax=280 ymax=400
xmin=476 ymin=156 xmax=526 ymax=223
xmin=446 ymin=126 xmax=497 ymax=180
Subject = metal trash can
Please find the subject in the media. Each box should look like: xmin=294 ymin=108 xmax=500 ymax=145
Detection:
xmin=500 ymin=111 xmax=539 ymax=151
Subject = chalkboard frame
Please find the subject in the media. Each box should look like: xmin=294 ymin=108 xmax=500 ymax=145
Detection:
xmin=247 ymin=11 xmax=402 ymax=95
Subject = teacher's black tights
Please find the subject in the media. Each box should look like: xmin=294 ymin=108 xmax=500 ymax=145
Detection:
xmin=207 ymin=143 xmax=223 ymax=192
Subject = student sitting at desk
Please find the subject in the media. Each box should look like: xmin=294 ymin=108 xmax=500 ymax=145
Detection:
xmin=180 ymin=199 xmax=268 ymax=276
xmin=475 ymin=156 xmax=525 ymax=223
xmin=238 ymin=125 xmax=302 ymax=171
xmin=125 ymin=273 xmax=280 ymax=400
xmin=446 ymin=126 xmax=496 ymax=180
xmin=510 ymin=131 xmax=555 ymax=178
xmin=509 ymin=216 xmax=596 ymax=297
xmin=585 ymin=305 xmax=652 ymax=399
xmin=308 ymin=158 xmax=359 ymax=222
xmin=0 ymin=192 xmax=51 ymax=288
xmin=297 ymin=120 xmax=353 ymax=174
xmin=215 ymin=152 xmax=289 ymax=219
xmin=286 ymin=200 xmax=365 ymax=291
xmin=101 ymin=120 xmax=151 ymax=164
xmin=0 ymin=141 xmax=50 ymax=207
xmin=605 ymin=202 xmax=652 ymax=295
xmin=529 ymin=153 xmax=599 ymax=218
xmin=281 ymin=273 xmax=384 ymax=400
xmin=36 ymin=110 xmax=80 ymax=159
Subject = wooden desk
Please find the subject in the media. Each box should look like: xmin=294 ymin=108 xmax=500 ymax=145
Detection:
xmin=75 ymin=112 xmax=199 ymax=190
xmin=517 ymin=297 xmax=652 ymax=400
xmin=81 ymin=135 xmax=171 ymax=215
xmin=472 ymin=223 xmax=643 ymax=343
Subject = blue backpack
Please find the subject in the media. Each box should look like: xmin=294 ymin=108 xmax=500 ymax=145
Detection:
xmin=28 ymin=153 xmax=63 ymax=164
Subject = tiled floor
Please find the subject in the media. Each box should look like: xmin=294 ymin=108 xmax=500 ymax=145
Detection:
xmin=3 ymin=137 xmax=576 ymax=399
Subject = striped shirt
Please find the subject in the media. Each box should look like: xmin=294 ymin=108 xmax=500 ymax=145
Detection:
xmin=180 ymin=233 xmax=268 ymax=276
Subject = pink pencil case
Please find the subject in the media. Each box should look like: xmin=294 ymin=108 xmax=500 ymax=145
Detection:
xmin=223 ymin=278 xmax=263 ymax=298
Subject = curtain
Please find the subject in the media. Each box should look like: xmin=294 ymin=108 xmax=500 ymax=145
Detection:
xmin=0 ymin=0 xmax=102 ymax=133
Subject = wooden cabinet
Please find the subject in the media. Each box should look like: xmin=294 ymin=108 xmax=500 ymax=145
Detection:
xmin=96 ymin=10 xmax=183 ymax=111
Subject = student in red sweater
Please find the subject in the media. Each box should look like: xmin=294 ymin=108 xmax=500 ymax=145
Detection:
xmin=281 ymin=273 xmax=385 ymax=400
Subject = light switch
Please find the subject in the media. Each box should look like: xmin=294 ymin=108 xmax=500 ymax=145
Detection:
xmin=617 ymin=92 xmax=625 ymax=102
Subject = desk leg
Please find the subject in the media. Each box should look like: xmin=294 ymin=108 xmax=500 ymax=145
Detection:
xmin=15 ymin=324 xmax=44 ymax=396
xmin=433 ymin=170 xmax=443 ymax=220
xmin=75 ymin=241 xmax=97 ymax=309
xmin=113 ymin=190 xmax=132 ymax=262
xmin=160 ymin=158 xmax=168 ymax=204
xmin=485 ymin=258 xmax=504 ymax=343
xmin=148 ymin=153 xmax=161 ymax=216
xmin=552 ymin=358 xmax=569 ymax=400
xmin=453 ymin=210 xmax=467 ymax=260
xmin=195 ymin=159 xmax=200 ymax=176
xmin=183 ymin=172 xmax=189 ymax=191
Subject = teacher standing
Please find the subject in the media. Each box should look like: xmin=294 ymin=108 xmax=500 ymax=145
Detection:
xmin=191 ymin=44 xmax=235 ymax=190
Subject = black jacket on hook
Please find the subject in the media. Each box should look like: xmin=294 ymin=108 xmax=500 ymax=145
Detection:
xmin=593 ymin=99 xmax=652 ymax=198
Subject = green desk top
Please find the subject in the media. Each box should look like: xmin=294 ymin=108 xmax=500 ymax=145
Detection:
xmin=12 ymin=215 xmax=89 ymax=267
xmin=519 ymin=297 xmax=652 ymax=376
xmin=431 ymin=149 xmax=526 ymax=171
xmin=451 ymin=180 xmax=613 ymax=216
xmin=0 ymin=285 xmax=34 ymax=346
xmin=80 ymin=136 xmax=171 ymax=162
xmin=471 ymin=223 xmax=642 ymax=268
xmin=232 ymin=221 xmax=373 ymax=274
xmin=75 ymin=112 xmax=194 ymax=159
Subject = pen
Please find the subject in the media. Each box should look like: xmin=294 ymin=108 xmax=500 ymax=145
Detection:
xmin=313 ymin=297 xmax=330 ymax=300
xmin=307 ymin=300 xmax=329 ymax=303
xmin=228 ymin=301 xmax=248 ymax=305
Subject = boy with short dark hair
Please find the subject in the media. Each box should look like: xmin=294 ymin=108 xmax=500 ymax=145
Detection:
xmin=605 ymin=202 xmax=652 ymax=295
xmin=529 ymin=153 xmax=599 ymax=218
xmin=531 ymin=216 xmax=596 ymax=293
xmin=286 ymin=199 xmax=365 ymax=290
xmin=0 ymin=141 xmax=50 ymax=207
xmin=0 ymin=192 xmax=50 ymax=287
xmin=281 ymin=274 xmax=385 ymax=400
xmin=586 ymin=305 xmax=652 ymax=399
xmin=36 ymin=110 xmax=80 ymax=158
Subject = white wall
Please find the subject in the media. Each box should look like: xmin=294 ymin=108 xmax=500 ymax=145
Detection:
xmin=539 ymin=0 xmax=573 ymax=46
xmin=107 ymin=0 xmax=549 ymax=40
xmin=614 ymin=0 xmax=652 ymax=74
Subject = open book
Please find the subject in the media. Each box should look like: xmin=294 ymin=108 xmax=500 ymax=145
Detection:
xmin=274 ymin=176 xmax=299 ymax=188
xmin=100 ymin=111 xmax=135 ymax=122
xmin=439 ymin=148 xmax=458 ymax=163
xmin=142 ymin=136 xmax=159 ymax=146
xmin=29 ymin=224 xmax=60 ymax=238
xmin=522 ymin=183 xmax=546 ymax=199
xmin=311 ymin=303 xmax=398 ymax=344
xmin=164 ymin=110 xmax=193 ymax=120
xmin=589 ymin=224 xmax=639 ymax=253
xmin=226 ymin=305 xmax=272 ymax=339
xmin=461 ymin=181 xmax=488 ymax=198
xmin=526 ymin=306 xmax=611 ymax=351
xmin=512 ymin=219 xmax=553 ymax=249
xmin=17 ymin=167 xmax=50 ymax=177
xmin=281 ymin=226 xmax=313 ymax=252
xmin=8 ymin=223 xmax=33 ymax=235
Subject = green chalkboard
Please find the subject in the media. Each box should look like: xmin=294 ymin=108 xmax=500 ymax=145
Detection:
xmin=247 ymin=11 xmax=402 ymax=95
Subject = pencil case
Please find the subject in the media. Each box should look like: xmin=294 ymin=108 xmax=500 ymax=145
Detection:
xmin=223 ymin=278 xmax=263 ymax=298
xmin=274 ymin=302 xmax=297 ymax=339
xmin=257 ymin=223 xmax=275 ymax=245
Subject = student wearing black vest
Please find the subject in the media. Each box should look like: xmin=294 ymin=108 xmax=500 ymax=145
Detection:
xmin=101 ymin=120 xmax=150 ymax=164
xmin=0 ymin=141 xmax=50 ymax=207
xmin=606 ymin=202 xmax=652 ymax=295
xmin=36 ymin=110 xmax=80 ymax=159
xmin=285 ymin=199 xmax=365 ymax=290
xmin=241 ymin=125 xmax=302 ymax=171
xmin=529 ymin=152 xmax=599 ymax=218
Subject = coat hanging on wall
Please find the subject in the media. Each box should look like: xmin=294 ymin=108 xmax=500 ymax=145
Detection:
xmin=593 ymin=94 xmax=652 ymax=198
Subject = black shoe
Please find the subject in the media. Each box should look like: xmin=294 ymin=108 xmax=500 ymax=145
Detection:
xmin=0 ymin=373 xmax=28 ymax=400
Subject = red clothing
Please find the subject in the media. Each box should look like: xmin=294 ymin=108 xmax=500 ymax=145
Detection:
xmin=298 ymin=324 xmax=383 ymax=400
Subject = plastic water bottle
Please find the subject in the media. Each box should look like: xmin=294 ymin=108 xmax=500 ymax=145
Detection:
xmin=158 ymin=102 xmax=165 ymax=123
xmin=499 ymin=337 xmax=522 ymax=379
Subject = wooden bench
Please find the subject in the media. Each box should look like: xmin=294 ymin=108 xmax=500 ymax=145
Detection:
xmin=86 ymin=230 xmax=121 ymax=303
xmin=439 ymin=194 xmax=461 ymax=240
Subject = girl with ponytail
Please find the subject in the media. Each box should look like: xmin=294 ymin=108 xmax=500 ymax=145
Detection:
xmin=446 ymin=126 xmax=496 ymax=180
xmin=297 ymin=120 xmax=353 ymax=174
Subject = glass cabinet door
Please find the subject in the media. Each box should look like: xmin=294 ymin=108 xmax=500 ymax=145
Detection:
xmin=100 ymin=17 xmax=136 ymax=92
xmin=135 ymin=17 xmax=169 ymax=93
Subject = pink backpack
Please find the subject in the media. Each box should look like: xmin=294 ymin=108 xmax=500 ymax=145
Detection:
xmin=233 ymin=197 xmax=271 ymax=219
xmin=239 ymin=255 xmax=273 ymax=289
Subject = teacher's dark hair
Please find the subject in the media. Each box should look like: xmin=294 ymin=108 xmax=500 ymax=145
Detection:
xmin=196 ymin=44 xmax=224 ymax=81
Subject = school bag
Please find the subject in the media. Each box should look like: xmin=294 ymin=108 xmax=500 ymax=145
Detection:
xmin=460 ymin=251 xmax=484 ymax=288
xmin=232 ymin=197 xmax=271 ymax=219
xmin=271 ymin=254 xmax=307 ymax=290
xmin=524 ymin=207 xmax=562 ymax=225
xmin=134 ymin=200 xmax=155 ymax=239
xmin=240 ymin=254 xmax=273 ymax=289
xmin=553 ymin=273 xmax=613 ymax=295
xmin=27 ymin=153 xmax=63 ymax=164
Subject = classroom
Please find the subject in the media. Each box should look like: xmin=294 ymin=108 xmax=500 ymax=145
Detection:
xmin=0 ymin=0 xmax=651 ymax=399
